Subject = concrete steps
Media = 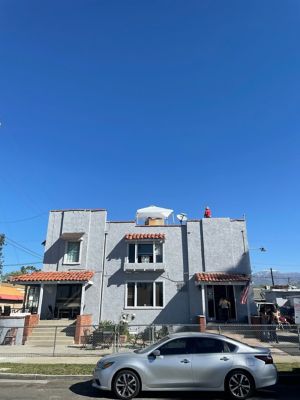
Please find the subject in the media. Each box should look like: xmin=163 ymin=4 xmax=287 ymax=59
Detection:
xmin=26 ymin=319 xmax=76 ymax=347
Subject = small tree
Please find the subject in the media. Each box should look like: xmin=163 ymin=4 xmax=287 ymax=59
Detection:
xmin=0 ymin=234 xmax=5 ymax=278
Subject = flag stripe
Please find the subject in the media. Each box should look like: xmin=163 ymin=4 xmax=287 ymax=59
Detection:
xmin=240 ymin=282 xmax=250 ymax=304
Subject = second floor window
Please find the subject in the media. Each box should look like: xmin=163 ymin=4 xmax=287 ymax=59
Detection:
xmin=128 ymin=242 xmax=163 ymax=263
xmin=64 ymin=241 xmax=80 ymax=264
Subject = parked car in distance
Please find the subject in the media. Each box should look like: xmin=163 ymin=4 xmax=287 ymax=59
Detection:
xmin=92 ymin=332 xmax=277 ymax=400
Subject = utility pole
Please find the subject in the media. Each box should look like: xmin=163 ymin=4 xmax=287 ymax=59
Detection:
xmin=270 ymin=268 xmax=275 ymax=286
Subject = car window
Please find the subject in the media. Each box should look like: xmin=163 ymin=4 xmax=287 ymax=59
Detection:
xmin=158 ymin=338 xmax=191 ymax=356
xmin=191 ymin=338 xmax=229 ymax=354
xmin=223 ymin=341 xmax=237 ymax=353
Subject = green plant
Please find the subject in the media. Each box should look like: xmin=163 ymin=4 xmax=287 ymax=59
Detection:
xmin=98 ymin=320 xmax=115 ymax=331
xmin=118 ymin=322 xmax=129 ymax=336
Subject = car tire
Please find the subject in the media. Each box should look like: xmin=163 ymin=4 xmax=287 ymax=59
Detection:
xmin=112 ymin=369 xmax=141 ymax=400
xmin=225 ymin=369 xmax=255 ymax=400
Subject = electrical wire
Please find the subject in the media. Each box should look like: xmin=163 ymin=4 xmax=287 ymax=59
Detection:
xmin=0 ymin=211 xmax=48 ymax=224
xmin=3 ymin=261 xmax=42 ymax=267
xmin=5 ymin=237 xmax=42 ymax=259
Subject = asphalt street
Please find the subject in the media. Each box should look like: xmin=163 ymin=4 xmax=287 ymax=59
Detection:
xmin=0 ymin=379 xmax=299 ymax=400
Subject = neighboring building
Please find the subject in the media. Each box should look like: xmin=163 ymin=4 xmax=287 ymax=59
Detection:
xmin=0 ymin=281 xmax=24 ymax=314
xmin=12 ymin=206 xmax=253 ymax=325
xmin=263 ymin=285 xmax=300 ymax=308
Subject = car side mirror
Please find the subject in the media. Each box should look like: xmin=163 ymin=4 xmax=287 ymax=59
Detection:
xmin=152 ymin=349 xmax=160 ymax=357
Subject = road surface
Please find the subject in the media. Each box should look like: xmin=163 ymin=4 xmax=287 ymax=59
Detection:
xmin=0 ymin=378 xmax=299 ymax=400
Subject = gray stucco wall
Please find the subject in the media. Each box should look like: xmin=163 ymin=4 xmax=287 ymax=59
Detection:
xmin=42 ymin=210 xmax=107 ymax=325
xmin=100 ymin=222 xmax=190 ymax=325
xmin=41 ymin=211 xmax=252 ymax=325
xmin=201 ymin=218 xmax=250 ymax=274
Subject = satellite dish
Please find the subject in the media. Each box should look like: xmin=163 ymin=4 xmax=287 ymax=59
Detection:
xmin=177 ymin=213 xmax=188 ymax=223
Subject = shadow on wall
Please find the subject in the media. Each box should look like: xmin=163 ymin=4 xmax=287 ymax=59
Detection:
xmin=43 ymin=238 xmax=64 ymax=265
xmin=106 ymin=238 xmax=127 ymax=269
xmin=152 ymin=280 xmax=191 ymax=325
xmin=107 ymin=269 xmax=163 ymax=288
xmin=229 ymin=251 xmax=251 ymax=275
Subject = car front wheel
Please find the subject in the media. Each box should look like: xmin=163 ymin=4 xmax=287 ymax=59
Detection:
xmin=112 ymin=369 xmax=141 ymax=400
xmin=226 ymin=369 xmax=255 ymax=400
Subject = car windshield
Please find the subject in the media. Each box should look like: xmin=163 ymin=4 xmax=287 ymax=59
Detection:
xmin=134 ymin=336 xmax=170 ymax=354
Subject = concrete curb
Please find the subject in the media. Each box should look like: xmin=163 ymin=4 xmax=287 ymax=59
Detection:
xmin=0 ymin=373 xmax=92 ymax=380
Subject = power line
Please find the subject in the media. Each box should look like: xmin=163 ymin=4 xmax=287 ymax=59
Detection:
xmin=5 ymin=237 xmax=42 ymax=259
xmin=3 ymin=261 xmax=42 ymax=267
xmin=253 ymin=262 xmax=300 ymax=268
xmin=0 ymin=211 xmax=48 ymax=224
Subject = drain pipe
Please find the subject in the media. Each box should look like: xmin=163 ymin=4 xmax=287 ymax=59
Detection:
xmin=99 ymin=232 xmax=108 ymax=323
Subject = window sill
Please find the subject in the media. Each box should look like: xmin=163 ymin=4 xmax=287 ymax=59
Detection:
xmin=62 ymin=262 xmax=80 ymax=265
xmin=125 ymin=307 xmax=164 ymax=310
xmin=124 ymin=263 xmax=166 ymax=272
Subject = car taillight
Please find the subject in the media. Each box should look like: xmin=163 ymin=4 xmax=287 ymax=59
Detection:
xmin=255 ymin=355 xmax=273 ymax=364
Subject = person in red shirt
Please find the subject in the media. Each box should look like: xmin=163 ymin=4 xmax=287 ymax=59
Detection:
xmin=204 ymin=206 xmax=211 ymax=218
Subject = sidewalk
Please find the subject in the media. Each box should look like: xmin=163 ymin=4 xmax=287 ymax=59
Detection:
xmin=0 ymin=330 xmax=299 ymax=364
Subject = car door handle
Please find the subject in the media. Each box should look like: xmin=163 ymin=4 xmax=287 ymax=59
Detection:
xmin=220 ymin=356 xmax=230 ymax=361
xmin=180 ymin=359 xmax=190 ymax=363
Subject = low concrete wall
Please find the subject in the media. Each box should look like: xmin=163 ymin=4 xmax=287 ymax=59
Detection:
xmin=0 ymin=316 xmax=25 ymax=345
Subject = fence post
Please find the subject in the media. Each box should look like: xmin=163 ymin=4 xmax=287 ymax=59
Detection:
xmin=298 ymin=326 xmax=300 ymax=350
xmin=52 ymin=326 xmax=57 ymax=357
xmin=114 ymin=324 xmax=118 ymax=353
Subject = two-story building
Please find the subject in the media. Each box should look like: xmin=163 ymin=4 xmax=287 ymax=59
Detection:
xmin=13 ymin=205 xmax=253 ymax=325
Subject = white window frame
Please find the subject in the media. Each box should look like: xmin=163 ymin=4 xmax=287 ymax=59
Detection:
xmin=63 ymin=240 xmax=82 ymax=265
xmin=125 ymin=280 xmax=164 ymax=309
xmin=127 ymin=241 xmax=164 ymax=264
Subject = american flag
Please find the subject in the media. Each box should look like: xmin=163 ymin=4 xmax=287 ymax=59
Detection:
xmin=240 ymin=281 xmax=250 ymax=305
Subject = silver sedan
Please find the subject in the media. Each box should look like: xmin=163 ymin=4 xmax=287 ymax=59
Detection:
xmin=92 ymin=332 xmax=277 ymax=400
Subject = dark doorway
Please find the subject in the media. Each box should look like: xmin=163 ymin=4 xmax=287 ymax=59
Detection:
xmin=206 ymin=285 xmax=236 ymax=321
xmin=54 ymin=284 xmax=82 ymax=319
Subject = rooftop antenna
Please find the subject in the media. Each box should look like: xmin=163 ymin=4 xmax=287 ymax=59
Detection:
xmin=176 ymin=213 xmax=188 ymax=225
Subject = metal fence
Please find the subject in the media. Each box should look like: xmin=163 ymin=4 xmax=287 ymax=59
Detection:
xmin=0 ymin=322 xmax=300 ymax=358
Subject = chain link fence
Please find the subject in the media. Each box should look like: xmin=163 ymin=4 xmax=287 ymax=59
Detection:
xmin=1 ymin=322 xmax=300 ymax=357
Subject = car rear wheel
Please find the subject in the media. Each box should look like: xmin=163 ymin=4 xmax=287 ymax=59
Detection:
xmin=226 ymin=370 xmax=255 ymax=400
xmin=112 ymin=369 xmax=141 ymax=400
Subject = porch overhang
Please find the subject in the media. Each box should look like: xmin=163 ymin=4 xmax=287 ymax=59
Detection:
xmin=11 ymin=271 xmax=94 ymax=285
xmin=194 ymin=272 xmax=250 ymax=286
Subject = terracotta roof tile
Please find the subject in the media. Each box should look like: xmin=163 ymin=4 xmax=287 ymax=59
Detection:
xmin=194 ymin=272 xmax=249 ymax=283
xmin=125 ymin=233 xmax=165 ymax=240
xmin=11 ymin=271 xmax=94 ymax=283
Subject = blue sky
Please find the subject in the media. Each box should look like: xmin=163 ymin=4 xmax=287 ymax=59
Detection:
xmin=1 ymin=0 xmax=300 ymax=275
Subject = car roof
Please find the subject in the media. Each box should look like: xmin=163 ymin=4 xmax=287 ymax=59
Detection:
xmin=168 ymin=332 xmax=229 ymax=340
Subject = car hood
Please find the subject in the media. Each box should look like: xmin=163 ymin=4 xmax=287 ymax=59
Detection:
xmin=100 ymin=351 xmax=142 ymax=363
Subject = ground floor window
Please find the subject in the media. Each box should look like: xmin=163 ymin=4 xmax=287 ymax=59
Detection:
xmin=126 ymin=281 xmax=163 ymax=308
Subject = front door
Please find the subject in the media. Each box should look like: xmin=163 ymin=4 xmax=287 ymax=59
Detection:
xmin=55 ymin=284 xmax=82 ymax=319
xmin=145 ymin=337 xmax=193 ymax=388
xmin=206 ymin=285 xmax=236 ymax=321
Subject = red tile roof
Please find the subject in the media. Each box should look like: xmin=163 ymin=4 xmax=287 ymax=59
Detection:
xmin=0 ymin=286 xmax=24 ymax=301
xmin=11 ymin=271 xmax=94 ymax=283
xmin=0 ymin=294 xmax=24 ymax=301
xmin=125 ymin=233 xmax=165 ymax=240
xmin=194 ymin=272 xmax=249 ymax=283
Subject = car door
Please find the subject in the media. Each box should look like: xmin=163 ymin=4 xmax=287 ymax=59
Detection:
xmin=190 ymin=337 xmax=234 ymax=389
xmin=145 ymin=337 xmax=194 ymax=388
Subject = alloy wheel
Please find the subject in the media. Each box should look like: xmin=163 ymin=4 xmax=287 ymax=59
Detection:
xmin=113 ymin=370 xmax=140 ymax=400
xmin=227 ymin=371 xmax=254 ymax=399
